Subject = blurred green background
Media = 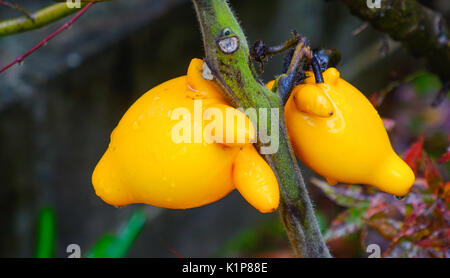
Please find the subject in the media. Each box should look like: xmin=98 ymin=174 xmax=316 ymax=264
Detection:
xmin=0 ymin=0 xmax=448 ymax=258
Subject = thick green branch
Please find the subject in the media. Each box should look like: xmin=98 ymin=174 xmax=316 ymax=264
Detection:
xmin=0 ymin=2 xmax=89 ymax=36
xmin=193 ymin=0 xmax=330 ymax=257
xmin=340 ymin=0 xmax=450 ymax=82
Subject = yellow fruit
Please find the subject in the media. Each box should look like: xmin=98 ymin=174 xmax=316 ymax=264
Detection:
xmin=92 ymin=58 xmax=279 ymax=213
xmin=270 ymin=68 xmax=414 ymax=196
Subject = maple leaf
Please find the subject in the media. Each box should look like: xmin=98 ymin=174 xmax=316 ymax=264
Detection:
xmin=438 ymin=152 xmax=450 ymax=163
xmin=324 ymin=203 xmax=369 ymax=242
xmin=365 ymin=217 xmax=402 ymax=240
xmin=424 ymin=156 xmax=444 ymax=196
xmin=403 ymin=136 xmax=424 ymax=175
xmin=311 ymin=177 xmax=369 ymax=208
xmin=312 ymin=136 xmax=449 ymax=257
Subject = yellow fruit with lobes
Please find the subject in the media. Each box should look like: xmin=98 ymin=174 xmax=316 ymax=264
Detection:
xmin=268 ymin=67 xmax=414 ymax=197
xmin=92 ymin=58 xmax=279 ymax=213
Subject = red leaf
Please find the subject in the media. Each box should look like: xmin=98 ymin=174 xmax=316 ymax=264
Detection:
xmin=415 ymin=228 xmax=450 ymax=250
xmin=325 ymin=204 xmax=369 ymax=241
xmin=424 ymin=157 xmax=444 ymax=195
xmin=403 ymin=136 xmax=425 ymax=175
xmin=365 ymin=218 xmax=402 ymax=240
xmin=370 ymin=92 xmax=379 ymax=107
xmin=442 ymin=182 xmax=450 ymax=205
xmin=438 ymin=152 xmax=450 ymax=163
xmin=310 ymin=178 xmax=369 ymax=208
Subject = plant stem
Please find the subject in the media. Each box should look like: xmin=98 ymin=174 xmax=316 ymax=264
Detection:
xmin=339 ymin=0 xmax=450 ymax=83
xmin=0 ymin=3 xmax=86 ymax=36
xmin=0 ymin=2 xmax=94 ymax=74
xmin=0 ymin=0 xmax=34 ymax=21
xmin=192 ymin=0 xmax=330 ymax=257
xmin=0 ymin=1 xmax=108 ymax=37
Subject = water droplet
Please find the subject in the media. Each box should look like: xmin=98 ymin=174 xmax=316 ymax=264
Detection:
xmin=217 ymin=36 xmax=240 ymax=54
xmin=202 ymin=62 xmax=214 ymax=80
xmin=132 ymin=115 xmax=144 ymax=131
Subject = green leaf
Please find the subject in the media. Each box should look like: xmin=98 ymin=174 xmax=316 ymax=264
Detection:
xmin=35 ymin=206 xmax=56 ymax=258
xmin=408 ymin=72 xmax=442 ymax=97
xmin=218 ymin=217 xmax=287 ymax=256
xmin=86 ymin=209 xmax=147 ymax=258
xmin=85 ymin=234 xmax=116 ymax=258
xmin=365 ymin=217 xmax=402 ymax=240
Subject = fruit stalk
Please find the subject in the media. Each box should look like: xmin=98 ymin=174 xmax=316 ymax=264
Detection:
xmin=192 ymin=0 xmax=330 ymax=257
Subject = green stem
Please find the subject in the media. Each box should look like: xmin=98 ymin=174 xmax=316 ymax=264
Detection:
xmin=192 ymin=0 xmax=330 ymax=257
xmin=0 ymin=3 xmax=87 ymax=36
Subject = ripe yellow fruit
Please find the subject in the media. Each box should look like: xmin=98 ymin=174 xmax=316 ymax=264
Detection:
xmin=92 ymin=58 xmax=279 ymax=213
xmin=270 ymin=68 xmax=415 ymax=196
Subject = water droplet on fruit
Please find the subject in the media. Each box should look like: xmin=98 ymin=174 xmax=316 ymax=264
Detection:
xmin=132 ymin=115 xmax=143 ymax=131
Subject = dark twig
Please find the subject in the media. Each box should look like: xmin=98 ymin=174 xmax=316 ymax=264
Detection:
xmin=0 ymin=0 xmax=33 ymax=21
xmin=251 ymin=31 xmax=302 ymax=73
xmin=340 ymin=0 xmax=450 ymax=83
xmin=431 ymin=82 xmax=449 ymax=107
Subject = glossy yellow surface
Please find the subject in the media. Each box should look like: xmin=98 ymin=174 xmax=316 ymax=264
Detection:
xmin=272 ymin=68 xmax=414 ymax=196
xmin=92 ymin=58 xmax=279 ymax=213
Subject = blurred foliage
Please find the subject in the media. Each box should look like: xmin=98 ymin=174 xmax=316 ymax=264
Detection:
xmin=34 ymin=208 xmax=146 ymax=258
xmin=86 ymin=209 xmax=146 ymax=258
xmin=34 ymin=206 xmax=56 ymax=258
xmin=217 ymin=217 xmax=288 ymax=257
xmin=3 ymin=0 xmax=448 ymax=258
xmin=312 ymin=137 xmax=449 ymax=258
xmin=217 ymin=212 xmax=327 ymax=258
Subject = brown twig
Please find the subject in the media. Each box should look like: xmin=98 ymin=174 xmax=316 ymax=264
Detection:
xmin=0 ymin=0 xmax=33 ymax=21
xmin=0 ymin=2 xmax=94 ymax=74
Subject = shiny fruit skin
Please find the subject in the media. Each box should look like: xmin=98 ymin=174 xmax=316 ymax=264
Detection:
xmin=92 ymin=59 xmax=279 ymax=212
xmin=272 ymin=68 xmax=414 ymax=196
